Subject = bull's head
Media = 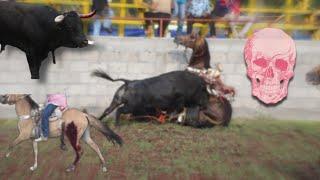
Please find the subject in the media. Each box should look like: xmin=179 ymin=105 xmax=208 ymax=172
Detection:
xmin=0 ymin=95 xmax=9 ymax=104
xmin=54 ymin=10 xmax=96 ymax=48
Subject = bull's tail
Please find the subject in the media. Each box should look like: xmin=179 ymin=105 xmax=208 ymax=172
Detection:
xmin=92 ymin=69 xmax=130 ymax=84
xmin=86 ymin=115 xmax=123 ymax=146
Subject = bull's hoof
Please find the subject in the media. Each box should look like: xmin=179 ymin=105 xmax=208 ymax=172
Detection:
xmin=31 ymin=75 xmax=40 ymax=79
xmin=66 ymin=165 xmax=75 ymax=172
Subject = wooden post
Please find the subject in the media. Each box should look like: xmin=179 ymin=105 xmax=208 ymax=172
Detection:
xmin=301 ymin=0 xmax=310 ymax=10
xmin=246 ymin=0 xmax=256 ymax=36
xmin=285 ymin=0 xmax=293 ymax=36
xmin=82 ymin=0 xmax=91 ymax=34
xmin=159 ymin=18 xmax=163 ymax=37
xmin=119 ymin=0 xmax=127 ymax=37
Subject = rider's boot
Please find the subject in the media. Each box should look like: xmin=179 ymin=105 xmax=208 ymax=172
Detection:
xmin=35 ymin=135 xmax=48 ymax=142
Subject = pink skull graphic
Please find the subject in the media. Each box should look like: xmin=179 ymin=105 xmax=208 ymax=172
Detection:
xmin=244 ymin=28 xmax=296 ymax=104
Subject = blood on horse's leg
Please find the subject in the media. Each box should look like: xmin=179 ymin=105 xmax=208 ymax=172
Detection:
xmin=65 ymin=122 xmax=81 ymax=172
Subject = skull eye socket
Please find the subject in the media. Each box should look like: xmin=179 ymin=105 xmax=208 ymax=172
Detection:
xmin=253 ymin=58 xmax=268 ymax=68
xmin=275 ymin=59 xmax=288 ymax=71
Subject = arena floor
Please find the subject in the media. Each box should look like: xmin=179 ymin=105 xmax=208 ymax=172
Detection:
xmin=0 ymin=118 xmax=320 ymax=180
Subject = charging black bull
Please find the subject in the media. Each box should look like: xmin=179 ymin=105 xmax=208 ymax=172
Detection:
xmin=92 ymin=70 xmax=209 ymax=126
xmin=0 ymin=1 xmax=95 ymax=79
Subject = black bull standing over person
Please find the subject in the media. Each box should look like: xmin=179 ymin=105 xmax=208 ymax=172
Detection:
xmin=92 ymin=70 xmax=210 ymax=126
xmin=0 ymin=1 xmax=96 ymax=79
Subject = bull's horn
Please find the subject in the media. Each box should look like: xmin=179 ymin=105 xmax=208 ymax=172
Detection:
xmin=79 ymin=10 xmax=97 ymax=19
xmin=54 ymin=15 xmax=65 ymax=23
xmin=87 ymin=40 xmax=95 ymax=45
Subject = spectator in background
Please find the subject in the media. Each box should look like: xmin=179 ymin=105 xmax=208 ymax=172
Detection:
xmin=142 ymin=0 xmax=173 ymax=37
xmin=210 ymin=0 xmax=254 ymax=38
xmin=92 ymin=0 xmax=114 ymax=36
xmin=186 ymin=0 xmax=213 ymax=34
xmin=209 ymin=0 xmax=230 ymax=38
xmin=173 ymin=0 xmax=187 ymax=35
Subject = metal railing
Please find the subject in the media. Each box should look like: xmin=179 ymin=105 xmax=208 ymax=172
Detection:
xmin=16 ymin=0 xmax=320 ymax=39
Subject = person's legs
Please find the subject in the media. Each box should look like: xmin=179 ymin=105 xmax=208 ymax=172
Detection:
xmin=209 ymin=13 xmax=217 ymax=37
xmin=154 ymin=13 xmax=171 ymax=37
xmin=41 ymin=104 xmax=57 ymax=138
xmin=209 ymin=5 xmax=229 ymax=37
xmin=102 ymin=8 xmax=114 ymax=33
xmin=187 ymin=15 xmax=194 ymax=34
xmin=238 ymin=16 xmax=255 ymax=38
xmin=173 ymin=0 xmax=178 ymax=17
xmin=144 ymin=12 xmax=154 ymax=36
xmin=177 ymin=3 xmax=186 ymax=34
xmin=92 ymin=19 xmax=102 ymax=36
xmin=226 ymin=13 xmax=239 ymax=38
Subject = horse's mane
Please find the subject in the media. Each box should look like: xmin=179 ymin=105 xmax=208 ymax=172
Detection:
xmin=25 ymin=95 xmax=39 ymax=110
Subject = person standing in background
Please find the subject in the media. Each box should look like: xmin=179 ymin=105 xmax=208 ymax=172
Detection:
xmin=173 ymin=0 xmax=187 ymax=35
xmin=92 ymin=0 xmax=114 ymax=36
xmin=142 ymin=0 xmax=173 ymax=37
xmin=209 ymin=0 xmax=230 ymax=38
xmin=210 ymin=0 xmax=254 ymax=38
xmin=186 ymin=0 xmax=212 ymax=34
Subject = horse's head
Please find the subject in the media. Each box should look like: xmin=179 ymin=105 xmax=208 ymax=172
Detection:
xmin=174 ymin=32 xmax=211 ymax=69
xmin=174 ymin=32 xmax=206 ymax=52
xmin=0 ymin=94 xmax=29 ymax=105
xmin=306 ymin=65 xmax=320 ymax=86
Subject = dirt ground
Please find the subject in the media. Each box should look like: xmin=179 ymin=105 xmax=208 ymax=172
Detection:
xmin=0 ymin=118 xmax=320 ymax=180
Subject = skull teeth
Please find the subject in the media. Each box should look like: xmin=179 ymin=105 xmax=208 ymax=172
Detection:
xmin=261 ymin=84 xmax=281 ymax=95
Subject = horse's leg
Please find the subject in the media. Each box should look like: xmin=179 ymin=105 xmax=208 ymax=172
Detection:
xmin=30 ymin=141 xmax=38 ymax=171
xmin=60 ymin=122 xmax=67 ymax=151
xmin=65 ymin=122 xmax=85 ymax=172
xmin=82 ymin=128 xmax=107 ymax=172
xmin=6 ymin=134 xmax=28 ymax=158
xmin=202 ymin=107 xmax=223 ymax=125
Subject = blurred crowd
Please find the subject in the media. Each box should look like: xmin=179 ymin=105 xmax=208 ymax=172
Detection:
xmin=91 ymin=0 xmax=255 ymax=38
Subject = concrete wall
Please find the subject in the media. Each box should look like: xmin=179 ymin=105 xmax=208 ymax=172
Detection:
xmin=0 ymin=37 xmax=319 ymax=120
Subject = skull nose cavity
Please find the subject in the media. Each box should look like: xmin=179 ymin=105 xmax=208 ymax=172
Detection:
xmin=265 ymin=67 xmax=274 ymax=78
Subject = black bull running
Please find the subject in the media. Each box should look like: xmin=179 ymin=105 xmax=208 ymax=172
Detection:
xmin=92 ymin=70 xmax=210 ymax=126
xmin=0 ymin=1 xmax=95 ymax=79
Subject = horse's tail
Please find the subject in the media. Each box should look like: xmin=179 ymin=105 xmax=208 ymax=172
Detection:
xmin=91 ymin=69 xmax=130 ymax=84
xmin=220 ymin=97 xmax=232 ymax=127
xmin=86 ymin=115 xmax=123 ymax=146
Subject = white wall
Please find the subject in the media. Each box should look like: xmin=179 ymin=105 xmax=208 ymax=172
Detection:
xmin=0 ymin=37 xmax=319 ymax=120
